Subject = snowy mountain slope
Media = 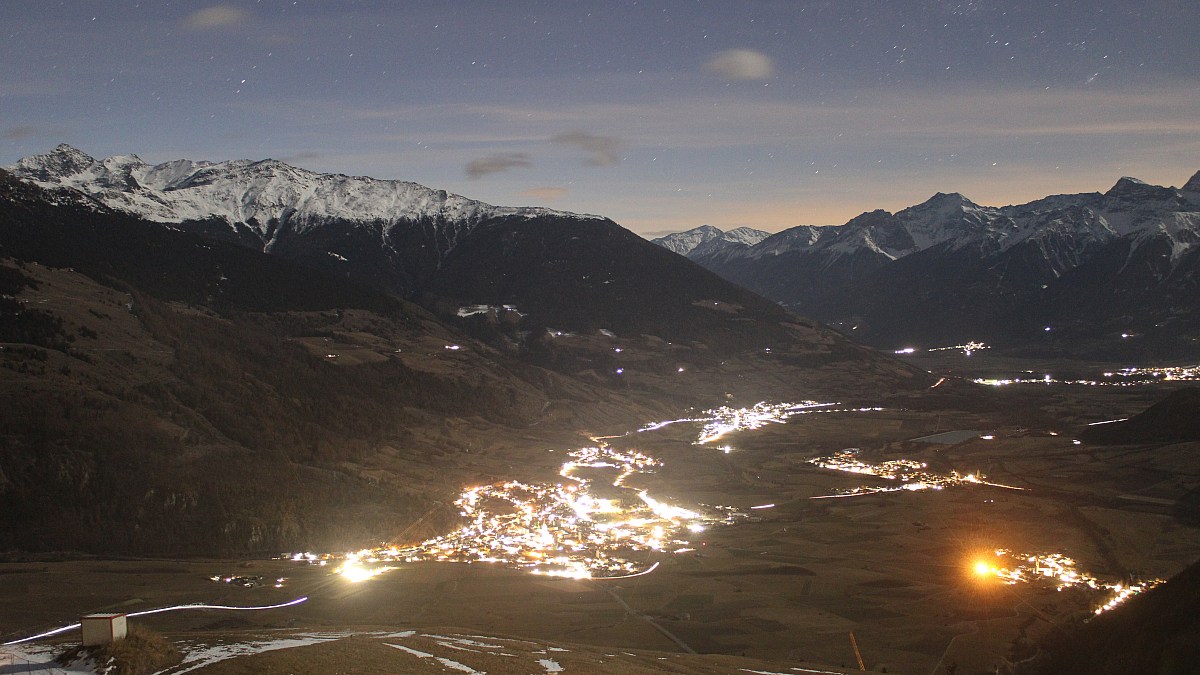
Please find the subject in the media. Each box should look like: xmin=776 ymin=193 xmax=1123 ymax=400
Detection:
xmin=11 ymin=144 xmax=581 ymax=252
xmin=652 ymin=225 xmax=777 ymax=261
xmin=9 ymin=144 xmax=608 ymax=299
xmin=651 ymin=224 xmax=724 ymax=255
xmin=671 ymin=226 xmax=772 ymax=267
xmin=716 ymin=225 xmax=771 ymax=246
xmin=666 ymin=174 xmax=1200 ymax=270
xmin=741 ymin=224 xmax=828 ymax=258
xmin=658 ymin=171 xmax=1200 ymax=356
xmin=1184 ymin=172 xmax=1200 ymax=202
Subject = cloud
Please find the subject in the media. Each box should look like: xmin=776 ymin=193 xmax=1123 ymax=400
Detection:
xmin=551 ymin=131 xmax=623 ymax=166
xmin=279 ymin=152 xmax=322 ymax=164
xmin=706 ymin=49 xmax=774 ymax=80
xmin=4 ymin=126 xmax=39 ymax=141
xmin=184 ymin=4 xmax=250 ymax=29
xmin=519 ymin=187 xmax=568 ymax=203
xmin=465 ymin=152 xmax=532 ymax=179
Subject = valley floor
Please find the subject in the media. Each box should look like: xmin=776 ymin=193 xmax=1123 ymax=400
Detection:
xmin=3 ymin=369 xmax=1199 ymax=674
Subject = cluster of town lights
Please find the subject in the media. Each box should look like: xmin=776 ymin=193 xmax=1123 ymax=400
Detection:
xmin=1105 ymin=364 xmax=1200 ymax=381
xmin=638 ymin=401 xmax=883 ymax=446
xmin=807 ymin=448 xmax=1023 ymax=498
xmin=638 ymin=400 xmax=832 ymax=441
xmin=308 ymin=444 xmax=725 ymax=582
xmin=301 ymin=402 xmax=898 ymax=583
xmin=975 ymin=363 xmax=1200 ymax=388
xmin=694 ymin=401 xmax=838 ymax=444
xmin=971 ymin=549 xmax=1162 ymax=615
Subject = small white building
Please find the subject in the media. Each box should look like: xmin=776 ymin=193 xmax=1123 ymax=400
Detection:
xmin=80 ymin=613 xmax=127 ymax=646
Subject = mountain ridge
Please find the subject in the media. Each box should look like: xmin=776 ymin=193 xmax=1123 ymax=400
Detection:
xmin=7 ymin=145 xmax=923 ymax=369
xmin=653 ymin=171 xmax=1200 ymax=355
xmin=10 ymin=144 xmax=618 ymax=303
xmin=11 ymin=144 xmax=594 ymax=258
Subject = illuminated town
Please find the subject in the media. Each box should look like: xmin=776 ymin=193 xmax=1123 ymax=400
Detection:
xmin=1103 ymin=364 xmax=1200 ymax=381
xmin=309 ymin=443 xmax=726 ymax=581
xmin=972 ymin=549 xmax=1163 ymax=615
xmin=637 ymin=400 xmax=831 ymax=437
xmin=974 ymin=363 xmax=1200 ymax=388
xmin=297 ymin=403 xmax=1030 ymax=582
xmin=692 ymin=401 xmax=838 ymax=444
xmin=300 ymin=402 xmax=900 ymax=582
xmin=807 ymin=448 xmax=1024 ymax=498
xmin=638 ymin=401 xmax=884 ymax=446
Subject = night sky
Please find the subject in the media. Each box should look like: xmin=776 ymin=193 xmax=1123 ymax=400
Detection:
xmin=3 ymin=1 xmax=1197 ymax=235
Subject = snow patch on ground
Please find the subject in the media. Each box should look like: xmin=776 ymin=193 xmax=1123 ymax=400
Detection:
xmin=165 ymin=634 xmax=346 ymax=674
xmin=384 ymin=643 xmax=483 ymax=673
xmin=1 ymin=643 xmax=96 ymax=673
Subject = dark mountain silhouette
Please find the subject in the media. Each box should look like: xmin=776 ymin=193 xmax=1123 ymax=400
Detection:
xmin=1080 ymin=387 xmax=1200 ymax=445
xmin=1027 ymin=555 xmax=1200 ymax=674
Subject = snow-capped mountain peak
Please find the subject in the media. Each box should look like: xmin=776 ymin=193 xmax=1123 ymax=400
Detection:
xmin=720 ymin=226 xmax=771 ymax=246
xmin=15 ymin=143 xmax=97 ymax=181
xmin=651 ymin=224 xmax=724 ymax=255
xmin=1104 ymin=176 xmax=1175 ymax=202
xmin=1184 ymin=170 xmax=1200 ymax=195
xmin=9 ymin=144 xmax=587 ymax=246
xmin=912 ymin=191 xmax=976 ymax=210
xmin=685 ymin=226 xmax=771 ymax=261
xmin=656 ymin=170 xmax=1200 ymax=354
xmin=652 ymin=224 xmax=772 ymax=261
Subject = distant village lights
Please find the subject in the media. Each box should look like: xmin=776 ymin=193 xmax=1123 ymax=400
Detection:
xmin=894 ymin=341 xmax=989 ymax=356
xmin=971 ymin=549 xmax=1163 ymax=615
xmin=691 ymin=401 xmax=840 ymax=445
xmin=298 ymin=401 xmax=894 ymax=583
xmin=808 ymin=448 xmax=1024 ymax=498
xmin=975 ymin=363 xmax=1200 ymax=387
xmin=301 ymin=443 xmax=734 ymax=581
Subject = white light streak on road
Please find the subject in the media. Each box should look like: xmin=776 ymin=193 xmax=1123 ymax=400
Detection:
xmin=2 ymin=597 xmax=309 ymax=646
